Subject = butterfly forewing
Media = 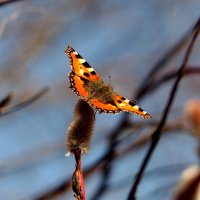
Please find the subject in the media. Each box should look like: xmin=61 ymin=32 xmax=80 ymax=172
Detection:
xmin=66 ymin=46 xmax=100 ymax=81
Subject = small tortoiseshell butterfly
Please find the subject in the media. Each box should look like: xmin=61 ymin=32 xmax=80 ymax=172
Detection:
xmin=65 ymin=46 xmax=152 ymax=119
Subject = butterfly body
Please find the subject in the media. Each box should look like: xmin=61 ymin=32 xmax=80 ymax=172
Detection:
xmin=66 ymin=46 xmax=152 ymax=118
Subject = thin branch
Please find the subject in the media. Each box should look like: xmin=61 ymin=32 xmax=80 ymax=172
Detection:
xmin=109 ymin=162 xmax=193 ymax=193
xmin=0 ymin=92 xmax=13 ymax=110
xmin=127 ymin=17 xmax=200 ymax=200
xmin=136 ymin=20 xmax=197 ymax=100
xmin=0 ymin=0 xmax=23 ymax=7
xmin=82 ymin=19 xmax=200 ymax=200
xmin=0 ymin=87 xmax=49 ymax=117
xmin=141 ymin=66 xmax=200 ymax=99
xmin=34 ymin=118 xmax=186 ymax=200
xmin=33 ymin=18 xmax=200 ymax=200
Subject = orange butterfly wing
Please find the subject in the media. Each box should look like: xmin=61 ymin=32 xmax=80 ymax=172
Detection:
xmin=113 ymin=95 xmax=152 ymax=118
xmin=66 ymin=46 xmax=152 ymax=118
xmin=69 ymin=71 xmax=120 ymax=113
xmin=66 ymin=46 xmax=100 ymax=81
xmin=68 ymin=71 xmax=89 ymax=100
xmin=88 ymin=99 xmax=121 ymax=114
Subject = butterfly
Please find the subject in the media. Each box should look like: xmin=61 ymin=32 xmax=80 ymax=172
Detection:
xmin=65 ymin=46 xmax=152 ymax=119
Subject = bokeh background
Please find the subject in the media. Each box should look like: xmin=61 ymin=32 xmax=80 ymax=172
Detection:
xmin=0 ymin=0 xmax=200 ymax=199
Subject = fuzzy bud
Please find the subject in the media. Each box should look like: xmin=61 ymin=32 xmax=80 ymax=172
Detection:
xmin=66 ymin=99 xmax=95 ymax=154
xmin=184 ymin=99 xmax=200 ymax=140
xmin=173 ymin=166 xmax=200 ymax=200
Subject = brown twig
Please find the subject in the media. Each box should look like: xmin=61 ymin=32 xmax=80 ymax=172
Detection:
xmin=108 ymin=162 xmax=193 ymax=193
xmin=0 ymin=87 xmax=49 ymax=117
xmin=127 ymin=17 xmax=200 ymax=200
xmin=140 ymin=66 xmax=200 ymax=98
xmin=0 ymin=0 xmax=23 ymax=7
xmin=0 ymin=92 xmax=13 ymax=111
xmin=136 ymin=21 xmax=196 ymax=100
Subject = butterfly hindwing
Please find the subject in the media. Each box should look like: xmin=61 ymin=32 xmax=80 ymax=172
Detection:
xmin=88 ymin=98 xmax=121 ymax=114
xmin=68 ymin=71 xmax=120 ymax=114
xmin=66 ymin=46 xmax=100 ymax=81
xmin=114 ymin=95 xmax=151 ymax=118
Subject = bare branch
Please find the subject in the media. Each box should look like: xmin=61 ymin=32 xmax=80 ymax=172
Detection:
xmin=0 ymin=0 xmax=23 ymax=7
xmin=0 ymin=87 xmax=49 ymax=117
xmin=127 ymin=17 xmax=200 ymax=200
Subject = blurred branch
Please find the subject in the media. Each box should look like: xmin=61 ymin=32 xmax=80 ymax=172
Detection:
xmin=34 ymin=17 xmax=200 ymax=200
xmin=35 ymin=155 xmax=104 ymax=200
xmin=136 ymin=20 xmax=198 ymax=100
xmin=0 ymin=87 xmax=49 ymax=117
xmin=34 ymin=116 xmax=190 ymax=200
xmin=0 ymin=92 xmax=13 ymax=111
xmin=143 ymin=66 xmax=200 ymax=97
xmin=0 ymin=12 xmax=19 ymax=37
xmin=127 ymin=17 xmax=200 ymax=200
xmin=108 ymin=162 xmax=192 ymax=194
xmin=117 ymin=119 xmax=183 ymax=157
xmin=0 ymin=0 xmax=23 ymax=7
xmin=90 ymin=19 xmax=200 ymax=200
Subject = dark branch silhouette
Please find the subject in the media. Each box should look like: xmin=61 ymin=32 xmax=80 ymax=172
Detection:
xmin=0 ymin=0 xmax=23 ymax=7
xmin=34 ymin=18 xmax=200 ymax=200
xmin=90 ymin=18 xmax=200 ymax=200
xmin=0 ymin=87 xmax=49 ymax=117
xmin=0 ymin=92 xmax=13 ymax=111
xmin=127 ymin=17 xmax=200 ymax=200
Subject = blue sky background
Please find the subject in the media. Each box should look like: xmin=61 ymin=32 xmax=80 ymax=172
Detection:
xmin=0 ymin=1 xmax=200 ymax=199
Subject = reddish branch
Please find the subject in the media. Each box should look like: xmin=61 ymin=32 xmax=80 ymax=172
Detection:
xmin=72 ymin=149 xmax=86 ymax=200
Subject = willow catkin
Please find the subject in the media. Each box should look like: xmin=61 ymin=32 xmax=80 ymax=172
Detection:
xmin=66 ymin=99 xmax=95 ymax=154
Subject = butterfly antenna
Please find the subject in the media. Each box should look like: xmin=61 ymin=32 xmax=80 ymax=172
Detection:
xmin=109 ymin=75 xmax=112 ymax=85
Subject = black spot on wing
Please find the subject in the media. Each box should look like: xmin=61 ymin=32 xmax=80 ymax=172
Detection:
xmin=82 ymin=62 xmax=91 ymax=68
xmin=109 ymin=100 xmax=118 ymax=107
xmin=90 ymin=71 xmax=96 ymax=75
xmin=83 ymin=72 xmax=90 ymax=77
xmin=121 ymin=97 xmax=126 ymax=100
xmin=117 ymin=100 xmax=122 ymax=104
xmin=80 ymin=77 xmax=87 ymax=82
xmin=129 ymin=101 xmax=136 ymax=106
xmin=139 ymin=107 xmax=143 ymax=112
xmin=75 ymin=54 xmax=82 ymax=59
